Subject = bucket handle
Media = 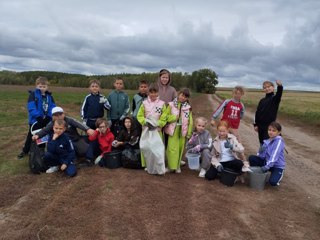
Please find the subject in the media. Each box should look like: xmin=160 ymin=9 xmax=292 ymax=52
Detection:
xmin=31 ymin=121 xmax=42 ymax=136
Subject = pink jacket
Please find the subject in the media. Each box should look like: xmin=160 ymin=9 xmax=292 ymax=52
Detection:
xmin=165 ymin=98 xmax=191 ymax=137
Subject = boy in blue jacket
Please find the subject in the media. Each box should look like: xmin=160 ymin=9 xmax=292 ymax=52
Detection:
xmin=18 ymin=76 xmax=56 ymax=159
xmin=44 ymin=119 xmax=77 ymax=177
xmin=249 ymin=122 xmax=285 ymax=186
xmin=107 ymin=77 xmax=130 ymax=136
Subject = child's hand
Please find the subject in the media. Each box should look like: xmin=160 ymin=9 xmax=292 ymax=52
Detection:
xmin=276 ymin=80 xmax=282 ymax=86
xmin=87 ymin=129 xmax=95 ymax=136
xmin=191 ymin=145 xmax=201 ymax=153
xmin=52 ymin=133 xmax=59 ymax=140
xmin=61 ymin=164 xmax=67 ymax=171
xmin=32 ymin=135 xmax=39 ymax=141
xmin=210 ymin=120 xmax=216 ymax=127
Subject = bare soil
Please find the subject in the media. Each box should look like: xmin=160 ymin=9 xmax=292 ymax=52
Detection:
xmin=0 ymin=93 xmax=319 ymax=240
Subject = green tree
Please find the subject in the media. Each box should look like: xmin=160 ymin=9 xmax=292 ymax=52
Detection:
xmin=189 ymin=68 xmax=218 ymax=93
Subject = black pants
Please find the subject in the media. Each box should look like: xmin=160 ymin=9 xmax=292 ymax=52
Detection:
xmin=257 ymin=125 xmax=269 ymax=145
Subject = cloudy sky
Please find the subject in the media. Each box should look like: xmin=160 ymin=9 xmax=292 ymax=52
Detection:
xmin=0 ymin=0 xmax=319 ymax=90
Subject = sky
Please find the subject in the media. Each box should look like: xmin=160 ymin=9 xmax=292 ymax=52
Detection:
xmin=0 ymin=0 xmax=319 ymax=91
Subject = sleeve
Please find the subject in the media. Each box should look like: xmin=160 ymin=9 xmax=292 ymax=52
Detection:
xmin=60 ymin=139 xmax=75 ymax=165
xmin=210 ymin=144 xmax=221 ymax=167
xmin=265 ymin=139 xmax=284 ymax=169
xmin=230 ymin=135 xmax=244 ymax=153
xmin=137 ymin=104 xmax=146 ymax=126
xmin=36 ymin=122 xmax=54 ymax=138
xmin=123 ymin=94 xmax=130 ymax=115
xmin=27 ymin=91 xmax=41 ymax=119
xmin=158 ymin=105 xmax=168 ymax=128
xmin=187 ymin=111 xmax=193 ymax=139
xmin=166 ymin=105 xmax=178 ymax=123
xmin=81 ymin=95 xmax=89 ymax=119
xmin=88 ymin=130 xmax=99 ymax=141
xmin=103 ymin=98 xmax=111 ymax=110
xmin=274 ymin=85 xmax=283 ymax=104
xmin=68 ymin=117 xmax=90 ymax=131
xmin=200 ymin=131 xmax=213 ymax=150
xmin=254 ymin=99 xmax=263 ymax=126
xmin=132 ymin=97 xmax=136 ymax=114
xmin=212 ymin=100 xmax=228 ymax=119
xmin=240 ymin=103 xmax=245 ymax=119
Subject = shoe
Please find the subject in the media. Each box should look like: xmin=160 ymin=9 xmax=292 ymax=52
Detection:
xmin=175 ymin=168 xmax=181 ymax=174
xmin=17 ymin=151 xmax=26 ymax=160
xmin=94 ymin=155 xmax=103 ymax=165
xmin=144 ymin=168 xmax=148 ymax=172
xmin=46 ymin=166 xmax=59 ymax=174
xmin=85 ymin=159 xmax=93 ymax=167
xmin=198 ymin=168 xmax=206 ymax=178
xmin=165 ymin=168 xmax=173 ymax=173
xmin=180 ymin=160 xmax=186 ymax=166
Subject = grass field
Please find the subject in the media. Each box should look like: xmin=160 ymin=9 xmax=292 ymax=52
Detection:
xmin=216 ymin=88 xmax=320 ymax=126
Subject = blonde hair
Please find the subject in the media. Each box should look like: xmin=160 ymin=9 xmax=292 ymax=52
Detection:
xmin=194 ymin=117 xmax=207 ymax=131
xmin=262 ymin=81 xmax=274 ymax=88
xmin=233 ymin=86 xmax=244 ymax=95
xmin=35 ymin=76 xmax=49 ymax=86
xmin=89 ymin=79 xmax=100 ymax=87
xmin=216 ymin=120 xmax=230 ymax=129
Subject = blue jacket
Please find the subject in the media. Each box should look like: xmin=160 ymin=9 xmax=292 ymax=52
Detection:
xmin=107 ymin=90 xmax=130 ymax=120
xmin=81 ymin=93 xmax=110 ymax=120
xmin=47 ymin=133 xmax=76 ymax=165
xmin=258 ymin=135 xmax=285 ymax=170
xmin=27 ymin=89 xmax=55 ymax=124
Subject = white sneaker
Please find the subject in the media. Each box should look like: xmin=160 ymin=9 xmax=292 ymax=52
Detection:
xmin=144 ymin=167 xmax=148 ymax=172
xmin=46 ymin=166 xmax=59 ymax=174
xmin=175 ymin=168 xmax=181 ymax=174
xmin=198 ymin=168 xmax=206 ymax=178
xmin=94 ymin=155 xmax=103 ymax=165
xmin=165 ymin=168 xmax=171 ymax=173
xmin=180 ymin=160 xmax=186 ymax=166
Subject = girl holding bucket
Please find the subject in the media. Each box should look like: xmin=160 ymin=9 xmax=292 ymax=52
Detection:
xmin=186 ymin=117 xmax=213 ymax=177
xmin=248 ymin=121 xmax=286 ymax=186
xmin=165 ymin=88 xmax=193 ymax=173
xmin=206 ymin=120 xmax=244 ymax=181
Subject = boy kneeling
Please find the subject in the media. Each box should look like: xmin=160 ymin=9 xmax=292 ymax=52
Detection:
xmin=44 ymin=119 xmax=77 ymax=177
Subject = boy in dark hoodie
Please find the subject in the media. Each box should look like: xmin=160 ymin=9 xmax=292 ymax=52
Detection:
xmin=132 ymin=80 xmax=148 ymax=134
xmin=254 ymin=80 xmax=283 ymax=145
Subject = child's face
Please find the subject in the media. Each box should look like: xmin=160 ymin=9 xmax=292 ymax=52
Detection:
xmin=89 ymin=83 xmax=100 ymax=94
xmin=268 ymin=126 xmax=280 ymax=139
xmin=263 ymin=84 xmax=274 ymax=94
xmin=160 ymin=73 xmax=170 ymax=85
xmin=233 ymin=90 xmax=243 ymax=101
xmin=37 ymin=84 xmax=48 ymax=95
xmin=53 ymin=123 xmax=65 ymax=136
xmin=217 ymin=125 xmax=229 ymax=139
xmin=52 ymin=112 xmax=65 ymax=121
xmin=114 ymin=80 xmax=124 ymax=91
xmin=196 ymin=120 xmax=206 ymax=133
xmin=98 ymin=122 xmax=108 ymax=134
xmin=124 ymin=119 xmax=132 ymax=130
xmin=178 ymin=93 xmax=188 ymax=103
xmin=139 ymin=84 xmax=148 ymax=94
xmin=149 ymin=91 xmax=158 ymax=101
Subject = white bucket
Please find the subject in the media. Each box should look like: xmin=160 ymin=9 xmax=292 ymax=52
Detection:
xmin=249 ymin=166 xmax=268 ymax=191
xmin=186 ymin=152 xmax=200 ymax=170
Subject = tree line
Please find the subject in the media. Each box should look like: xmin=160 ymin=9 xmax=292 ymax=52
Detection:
xmin=0 ymin=68 xmax=219 ymax=93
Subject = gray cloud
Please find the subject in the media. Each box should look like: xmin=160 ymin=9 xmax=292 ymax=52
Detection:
xmin=0 ymin=0 xmax=319 ymax=90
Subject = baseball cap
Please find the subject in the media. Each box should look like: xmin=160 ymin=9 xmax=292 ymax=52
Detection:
xmin=52 ymin=106 xmax=64 ymax=115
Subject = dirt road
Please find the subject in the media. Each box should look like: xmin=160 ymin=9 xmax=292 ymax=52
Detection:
xmin=0 ymin=94 xmax=319 ymax=240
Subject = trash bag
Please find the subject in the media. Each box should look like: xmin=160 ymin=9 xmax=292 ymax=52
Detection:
xmin=121 ymin=148 xmax=142 ymax=169
xmin=29 ymin=142 xmax=47 ymax=174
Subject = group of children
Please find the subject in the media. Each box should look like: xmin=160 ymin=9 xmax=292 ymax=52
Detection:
xmin=18 ymin=72 xmax=286 ymax=187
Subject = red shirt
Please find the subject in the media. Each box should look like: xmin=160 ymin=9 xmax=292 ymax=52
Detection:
xmin=89 ymin=128 xmax=114 ymax=154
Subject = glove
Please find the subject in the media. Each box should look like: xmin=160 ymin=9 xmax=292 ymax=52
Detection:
xmin=261 ymin=166 xmax=268 ymax=173
xmin=217 ymin=165 xmax=224 ymax=173
xmin=191 ymin=145 xmax=201 ymax=153
xmin=188 ymin=133 xmax=198 ymax=144
xmin=224 ymin=140 xmax=233 ymax=150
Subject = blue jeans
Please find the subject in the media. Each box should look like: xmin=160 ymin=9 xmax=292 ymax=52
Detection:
xmin=249 ymin=155 xmax=284 ymax=186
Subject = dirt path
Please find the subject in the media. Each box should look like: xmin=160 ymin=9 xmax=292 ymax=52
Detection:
xmin=0 ymin=94 xmax=319 ymax=240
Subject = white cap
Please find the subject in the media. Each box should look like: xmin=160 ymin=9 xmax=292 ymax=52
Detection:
xmin=52 ymin=106 xmax=64 ymax=114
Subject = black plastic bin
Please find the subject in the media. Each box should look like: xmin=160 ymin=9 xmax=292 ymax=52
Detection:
xmin=101 ymin=150 xmax=122 ymax=169
xmin=220 ymin=168 xmax=240 ymax=187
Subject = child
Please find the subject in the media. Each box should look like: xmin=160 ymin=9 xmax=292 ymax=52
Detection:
xmin=107 ymin=77 xmax=130 ymax=136
xmin=211 ymin=86 xmax=245 ymax=140
xmin=88 ymin=118 xmax=114 ymax=164
xmin=131 ymin=80 xmax=149 ymax=134
xmin=206 ymin=120 xmax=244 ymax=181
xmin=254 ymin=80 xmax=283 ymax=145
xmin=81 ymin=79 xmax=111 ymax=130
xmin=137 ymin=84 xmax=167 ymax=174
xmin=44 ymin=119 xmax=77 ymax=177
xmin=157 ymin=69 xmax=177 ymax=104
xmin=165 ymin=88 xmax=193 ymax=173
xmin=113 ymin=116 xmax=140 ymax=151
xmin=33 ymin=106 xmax=95 ymax=158
xmin=249 ymin=122 xmax=285 ymax=186
xmin=18 ymin=76 xmax=56 ymax=159
xmin=186 ymin=117 xmax=212 ymax=177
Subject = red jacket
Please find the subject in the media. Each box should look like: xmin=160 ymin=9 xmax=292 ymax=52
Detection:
xmin=89 ymin=128 xmax=114 ymax=154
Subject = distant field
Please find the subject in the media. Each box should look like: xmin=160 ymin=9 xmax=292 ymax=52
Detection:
xmin=216 ymin=88 xmax=320 ymax=127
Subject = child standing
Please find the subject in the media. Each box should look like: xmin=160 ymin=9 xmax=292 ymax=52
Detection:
xmin=81 ymin=79 xmax=111 ymax=130
xmin=165 ymin=88 xmax=193 ymax=173
xmin=211 ymin=86 xmax=245 ymax=140
xmin=137 ymin=84 xmax=167 ymax=174
xmin=131 ymin=80 xmax=149 ymax=134
xmin=107 ymin=77 xmax=130 ymax=136
xmin=254 ymin=80 xmax=283 ymax=145
xmin=206 ymin=120 xmax=244 ymax=181
xmin=249 ymin=122 xmax=286 ymax=186
xmin=18 ymin=76 xmax=56 ymax=159
xmin=88 ymin=118 xmax=114 ymax=165
xmin=186 ymin=117 xmax=212 ymax=177
xmin=44 ymin=119 xmax=77 ymax=177
xmin=157 ymin=69 xmax=177 ymax=104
